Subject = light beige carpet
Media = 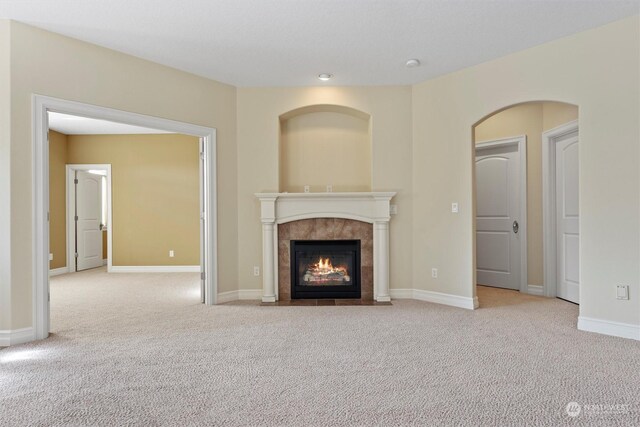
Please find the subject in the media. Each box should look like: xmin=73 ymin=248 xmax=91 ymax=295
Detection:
xmin=1 ymin=267 xmax=639 ymax=426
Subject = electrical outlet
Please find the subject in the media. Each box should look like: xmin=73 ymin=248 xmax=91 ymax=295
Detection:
xmin=432 ymin=268 xmax=438 ymax=278
xmin=451 ymin=203 xmax=459 ymax=213
xmin=616 ymin=285 xmax=629 ymax=300
xmin=390 ymin=205 xmax=398 ymax=215
xmin=326 ymin=185 xmax=333 ymax=193
xmin=304 ymin=185 xmax=310 ymax=193
xmin=253 ymin=266 xmax=260 ymax=276
xmin=49 ymin=253 xmax=53 ymax=261
xmin=169 ymin=250 xmax=175 ymax=258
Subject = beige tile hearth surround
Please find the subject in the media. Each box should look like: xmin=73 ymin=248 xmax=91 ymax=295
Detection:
xmin=278 ymin=218 xmax=374 ymax=301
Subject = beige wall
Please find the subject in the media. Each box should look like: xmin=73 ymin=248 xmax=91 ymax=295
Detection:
xmin=49 ymin=130 xmax=68 ymax=269
xmin=280 ymin=110 xmax=371 ymax=192
xmin=3 ymin=21 xmax=238 ymax=330
xmin=0 ymin=20 xmax=11 ymax=330
xmin=474 ymin=102 xmax=578 ymax=286
xmin=237 ymin=86 xmax=413 ymax=292
xmin=412 ymin=16 xmax=639 ymax=326
xmin=47 ymin=133 xmax=200 ymax=267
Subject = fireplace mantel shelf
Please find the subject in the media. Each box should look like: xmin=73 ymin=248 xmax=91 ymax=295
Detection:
xmin=256 ymin=191 xmax=396 ymax=303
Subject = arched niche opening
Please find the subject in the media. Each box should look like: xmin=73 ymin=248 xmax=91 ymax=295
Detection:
xmin=279 ymin=104 xmax=372 ymax=193
xmin=471 ymin=100 xmax=579 ymax=306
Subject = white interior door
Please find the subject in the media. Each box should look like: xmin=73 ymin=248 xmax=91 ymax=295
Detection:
xmin=76 ymin=170 xmax=103 ymax=271
xmin=476 ymin=141 xmax=523 ymax=290
xmin=555 ymin=134 xmax=579 ymax=303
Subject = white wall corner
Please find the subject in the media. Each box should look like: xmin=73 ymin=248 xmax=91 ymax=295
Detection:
xmin=527 ymin=284 xmax=544 ymax=296
xmin=0 ymin=327 xmax=35 ymax=347
xmin=577 ymin=316 xmax=640 ymax=341
xmin=49 ymin=266 xmax=69 ymax=277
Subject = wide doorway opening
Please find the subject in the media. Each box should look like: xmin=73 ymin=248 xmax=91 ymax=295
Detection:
xmin=472 ymin=101 xmax=579 ymax=305
xmin=34 ymin=96 xmax=218 ymax=340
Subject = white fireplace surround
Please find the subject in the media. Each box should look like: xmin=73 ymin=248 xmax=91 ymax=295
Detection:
xmin=255 ymin=192 xmax=396 ymax=302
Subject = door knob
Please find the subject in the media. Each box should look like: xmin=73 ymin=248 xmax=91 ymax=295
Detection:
xmin=513 ymin=221 xmax=519 ymax=234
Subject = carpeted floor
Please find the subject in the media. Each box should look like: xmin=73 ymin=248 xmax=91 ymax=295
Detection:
xmin=1 ymin=267 xmax=639 ymax=426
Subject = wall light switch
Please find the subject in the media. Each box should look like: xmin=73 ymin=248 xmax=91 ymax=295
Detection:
xmin=431 ymin=268 xmax=438 ymax=278
xmin=616 ymin=285 xmax=629 ymax=300
xmin=451 ymin=203 xmax=459 ymax=213
xmin=253 ymin=266 xmax=260 ymax=276
xmin=326 ymin=185 xmax=333 ymax=193
xmin=304 ymin=185 xmax=310 ymax=193
xmin=169 ymin=250 xmax=175 ymax=258
xmin=390 ymin=205 xmax=398 ymax=215
xmin=49 ymin=253 xmax=53 ymax=261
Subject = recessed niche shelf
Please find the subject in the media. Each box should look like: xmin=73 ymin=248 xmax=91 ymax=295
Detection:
xmin=279 ymin=104 xmax=372 ymax=193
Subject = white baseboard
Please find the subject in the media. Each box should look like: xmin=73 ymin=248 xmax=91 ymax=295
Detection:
xmin=109 ymin=265 xmax=200 ymax=273
xmin=49 ymin=266 xmax=69 ymax=277
xmin=578 ymin=316 xmax=640 ymax=341
xmin=217 ymin=289 xmax=262 ymax=303
xmin=527 ymin=284 xmax=544 ymax=296
xmin=390 ymin=288 xmax=478 ymax=310
xmin=0 ymin=327 xmax=35 ymax=347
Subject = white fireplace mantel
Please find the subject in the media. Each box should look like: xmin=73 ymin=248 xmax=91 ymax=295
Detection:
xmin=255 ymin=192 xmax=396 ymax=303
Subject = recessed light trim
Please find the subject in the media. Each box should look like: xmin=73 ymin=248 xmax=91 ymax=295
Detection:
xmin=405 ymin=59 xmax=421 ymax=68
xmin=318 ymin=73 xmax=333 ymax=81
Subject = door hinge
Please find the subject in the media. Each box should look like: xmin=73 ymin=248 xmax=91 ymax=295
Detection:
xmin=48 ymin=292 xmax=50 ymax=302
xmin=199 ymin=152 xmax=205 ymax=160
xmin=74 ymin=252 xmax=78 ymax=258
xmin=201 ymin=272 xmax=206 ymax=281
xmin=74 ymin=215 xmax=78 ymax=221
xmin=47 ymin=212 xmax=50 ymax=221
xmin=74 ymin=178 xmax=78 ymax=184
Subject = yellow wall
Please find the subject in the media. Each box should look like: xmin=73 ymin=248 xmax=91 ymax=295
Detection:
xmin=2 ymin=21 xmax=237 ymax=330
xmin=280 ymin=110 xmax=371 ymax=192
xmin=49 ymin=130 xmax=68 ymax=269
xmin=412 ymin=16 xmax=639 ymax=326
xmin=48 ymin=132 xmax=200 ymax=268
xmin=67 ymin=133 xmax=200 ymax=266
xmin=474 ymin=102 xmax=578 ymax=286
xmin=237 ymin=86 xmax=413 ymax=291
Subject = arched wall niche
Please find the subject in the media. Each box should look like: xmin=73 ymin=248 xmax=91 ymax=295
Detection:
xmin=279 ymin=104 xmax=372 ymax=193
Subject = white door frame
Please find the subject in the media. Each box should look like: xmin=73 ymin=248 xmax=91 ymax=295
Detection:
xmin=475 ymin=135 xmax=528 ymax=294
xmin=33 ymin=95 xmax=219 ymax=341
xmin=65 ymin=165 xmax=112 ymax=273
xmin=542 ymin=120 xmax=579 ymax=298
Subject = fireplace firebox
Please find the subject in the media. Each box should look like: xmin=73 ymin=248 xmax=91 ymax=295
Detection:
xmin=290 ymin=240 xmax=361 ymax=299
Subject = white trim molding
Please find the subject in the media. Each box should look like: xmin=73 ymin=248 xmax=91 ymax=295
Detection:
xmin=255 ymin=192 xmax=396 ymax=303
xmin=109 ymin=266 xmax=201 ymax=273
xmin=32 ymin=95 xmax=218 ymax=343
xmin=578 ymin=316 xmax=640 ymax=341
xmin=0 ymin=327 xmax=35 ymax=347
xmin=475 ymin=135 xmax=528 ymax=294
xmin=542 ymin=120 xmax=579 ymax=298
xmin=527 ymin=284 xmax=544 ymax=296
xmin=217 ymin=289 xmax=263 ymax=304
xmin=390 ymin=289 xmax=478 ymax=310
xmin=49 ymin=267 xmax=69 ymax=277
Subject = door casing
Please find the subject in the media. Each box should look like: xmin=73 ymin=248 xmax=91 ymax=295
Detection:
xmin=33 ymin=95 xmax=218 ymax=341
xmin=542 ymin=120 xmax=579 ymax=299
xmin=66 ymin=165 xmax=111 ymax=273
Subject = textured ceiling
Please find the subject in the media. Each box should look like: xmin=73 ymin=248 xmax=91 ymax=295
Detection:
xmin=0 ymin=0 xmax=638 ymax=86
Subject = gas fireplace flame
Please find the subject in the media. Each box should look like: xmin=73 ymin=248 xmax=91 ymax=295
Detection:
xmin=312 ymin=257 xmax=347 ymax=275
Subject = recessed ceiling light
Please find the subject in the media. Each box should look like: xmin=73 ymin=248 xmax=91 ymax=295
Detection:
xmin=318 ymin=73 xmax=333 ymax=81
xmin=405 ymin=59 xmax=421 ymax=68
